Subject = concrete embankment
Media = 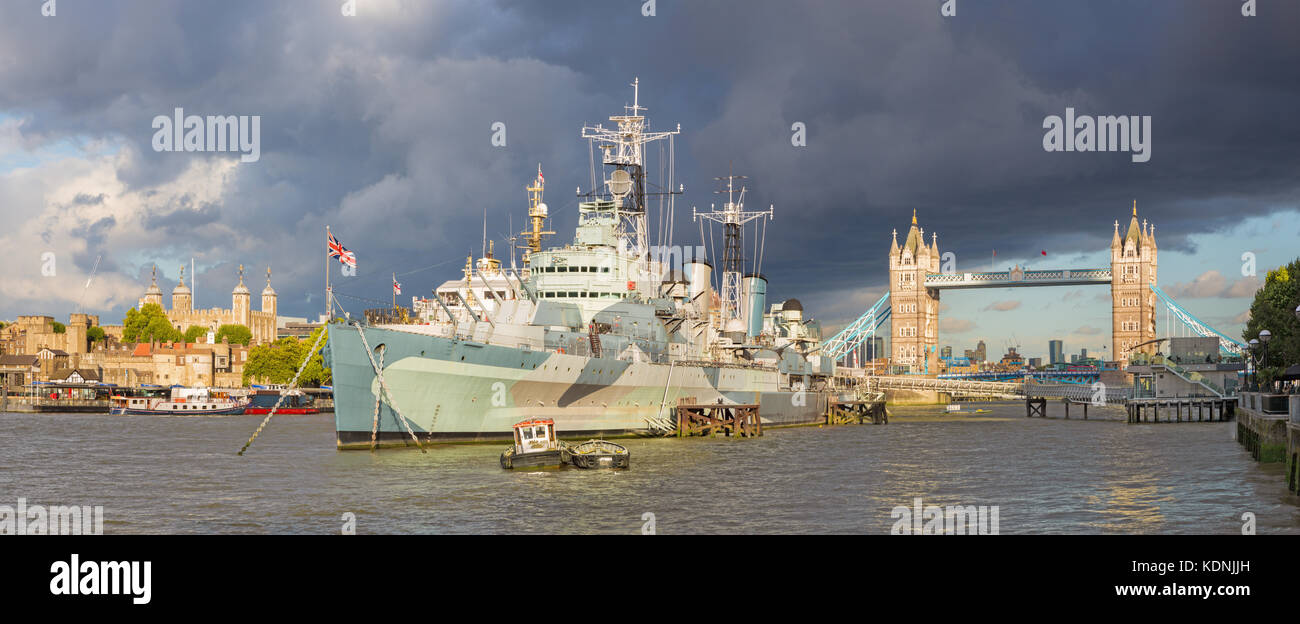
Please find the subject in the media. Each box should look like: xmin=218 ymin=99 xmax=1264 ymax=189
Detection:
xmin=1235 ymin=392 xmax=1300 ymax=494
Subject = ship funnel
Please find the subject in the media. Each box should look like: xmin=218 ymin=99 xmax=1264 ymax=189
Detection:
xmin=742 ymin=273 xmax=767 ymax=338
xmin=684 ymin=259 xmax=713 ymax=316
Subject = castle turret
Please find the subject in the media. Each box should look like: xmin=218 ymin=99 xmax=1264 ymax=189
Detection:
xmin=140 ymin=265 xmax=164 ymax=308
xmin=172 ymin=265 xmax=192 ymax=312
xmin=261 ymin=266 xmax=277 ymax=317
xmin=232 ymin=264 xmax=251 ymax=327
xmin=66 ymin=313 xmax=92 ymax=354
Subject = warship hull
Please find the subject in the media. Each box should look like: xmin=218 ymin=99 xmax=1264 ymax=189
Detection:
xmin=327 ymin=325 xmax=830 ymax=449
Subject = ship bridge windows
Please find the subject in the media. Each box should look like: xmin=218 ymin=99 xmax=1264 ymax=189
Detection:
xmin=543 ymin=291 xmax=621 ymax=299
xmin=539 ymin=265 xmax=612 ymax=274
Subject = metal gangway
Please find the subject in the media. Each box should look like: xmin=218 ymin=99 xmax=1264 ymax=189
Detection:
xmin=1025 ymin=380 xmax=1133 ymax=404
xmin=865 ymin=375 xmax=1024 ymax=399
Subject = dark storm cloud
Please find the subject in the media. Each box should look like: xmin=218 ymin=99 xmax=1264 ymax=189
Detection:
xmin=1 ymin=0 xmax=1296 ymax=324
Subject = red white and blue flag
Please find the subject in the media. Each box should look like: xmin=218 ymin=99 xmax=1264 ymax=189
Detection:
xmin=393 ymin=278 xmax=402 ymax=295
xmin=327 ymin=231 xmax=357 ymax=267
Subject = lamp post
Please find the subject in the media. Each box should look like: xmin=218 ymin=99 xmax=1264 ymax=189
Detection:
xmin=1259 ymin=329 xmax=1273 ymax=391
xmin=1248 ymin=338 xmax=1260 ymax=389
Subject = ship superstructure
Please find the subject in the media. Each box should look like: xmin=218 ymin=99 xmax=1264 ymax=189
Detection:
xmin=326 ymin=79 xmax=840 ymax=447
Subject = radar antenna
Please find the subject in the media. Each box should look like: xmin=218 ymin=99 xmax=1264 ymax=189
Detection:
xmin=693 ymin=173 xmax=774 ymax=327
xmin=580 ymin=77 xmax=681 ymax=280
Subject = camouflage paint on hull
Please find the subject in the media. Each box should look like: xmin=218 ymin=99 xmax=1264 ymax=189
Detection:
xmin=326 ymin=325 xmax=828 ymax=449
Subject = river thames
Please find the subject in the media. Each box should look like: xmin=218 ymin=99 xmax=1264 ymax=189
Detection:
xmin=3 ymin=402 xmax=1296 ymax=534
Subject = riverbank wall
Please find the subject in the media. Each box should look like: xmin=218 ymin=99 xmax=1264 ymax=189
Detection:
xmin=1235 ymin=394 xmax=1298 ymax=488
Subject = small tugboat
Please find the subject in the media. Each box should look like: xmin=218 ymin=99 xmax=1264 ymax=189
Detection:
xmin=568 ymin=439 xmax=630 ymax=469
xmin=500 ymin=418 xmax=570 ymax=469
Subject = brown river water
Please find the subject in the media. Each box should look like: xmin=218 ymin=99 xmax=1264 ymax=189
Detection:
xmin=2 ymin=402 xmax=1296 ymax=534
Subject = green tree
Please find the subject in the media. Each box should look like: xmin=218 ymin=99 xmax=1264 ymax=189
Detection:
xmin=215 ymin=324 xmax=252 ymax=345
xmin=1243 ymin=257 xmax=1300 ymax=385
xmin=242 ymin=327 xmax=331 ymax=386
xmin=122 ymin=303 xmax=182 ymax=343
xmin=51 ymin=321 xmax=66 ymax=334
xmin=183 ymin=325 xmax=208 ymax=343
xmin=298 ymin=326 xmax=332 ymax=386
xmin=86 ymin=326 xmax=106 ymax=344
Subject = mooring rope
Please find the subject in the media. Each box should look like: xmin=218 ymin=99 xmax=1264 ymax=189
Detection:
xmin=369 ymin=345 xmax=385 ymax=451
xmin=237 ymin=326 xmax=329 ymax=456
xmin=353 ymin=322 xmax=426 ymax=453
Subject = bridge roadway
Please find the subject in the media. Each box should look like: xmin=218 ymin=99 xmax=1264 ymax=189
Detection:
xmin=924 ymin=268 xmax=1112 ymax=290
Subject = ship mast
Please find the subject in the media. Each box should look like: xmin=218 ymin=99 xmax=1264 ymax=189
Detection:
xmin=581 ymin=78 xmax=680 ymax=280
xmin=694 ymin=173 xmax=774 ymax=329
xmin=518 ymin=164 xmax=554 ymax=267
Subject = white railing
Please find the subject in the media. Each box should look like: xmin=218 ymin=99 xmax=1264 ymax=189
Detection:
xmin=865 ymin=375 xmax=1024 ymax=398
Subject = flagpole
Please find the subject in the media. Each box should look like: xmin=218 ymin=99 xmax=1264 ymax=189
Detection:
xmin=325 ymin=225 xmax=331 ymax=322
xmin=392 ymin=272 xmax=396 ymax=309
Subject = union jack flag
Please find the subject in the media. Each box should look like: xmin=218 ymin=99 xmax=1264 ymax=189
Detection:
xmin=392 ymin=278 xmax=402 ymax=295
xmin=327 ymin=231 xmax=357 ymax=267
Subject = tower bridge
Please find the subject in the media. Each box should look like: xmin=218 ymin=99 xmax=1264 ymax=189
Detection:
xmin=822 ymin=202 xmax=1247 ymax=373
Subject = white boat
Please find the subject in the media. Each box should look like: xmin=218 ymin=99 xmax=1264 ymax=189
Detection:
xmin=110 ymin=386 xmax=247 ymax=415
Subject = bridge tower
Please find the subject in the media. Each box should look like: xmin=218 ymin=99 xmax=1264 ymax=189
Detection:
xmin=1109 ymin=201 xmax=1158 ymax=366
xmin=889 ymin=210 xmax=941 ymax=374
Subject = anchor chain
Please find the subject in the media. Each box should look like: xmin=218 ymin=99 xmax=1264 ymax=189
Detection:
xmin=237 ymin=325 xmax=329 ymax=456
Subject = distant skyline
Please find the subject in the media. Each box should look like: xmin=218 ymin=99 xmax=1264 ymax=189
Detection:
xmin=2 ymin=1 xmax=1297 ymax=355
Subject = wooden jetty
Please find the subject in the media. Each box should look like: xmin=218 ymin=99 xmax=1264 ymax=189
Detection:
xmin=1125 ymin=397 xmax=1234 ymax=424
xmin=1024 ymin=395 xmax=1097 ymax=418
xmin=826 ymin=399 xmax=888 ymax=425
xmin=674 ymin=397 xmax=761 ymax=438
xmin=1024 ymin=397 xmax=1095 ymax=419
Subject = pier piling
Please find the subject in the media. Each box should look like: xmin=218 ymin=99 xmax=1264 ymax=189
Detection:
xmin=826 ymin=399 xmax=887 ymax=425
xmin=1125 ymin=397 xmax=1234 ymax=424
xmin=674 ymin=397 xmax=762 ymax=438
